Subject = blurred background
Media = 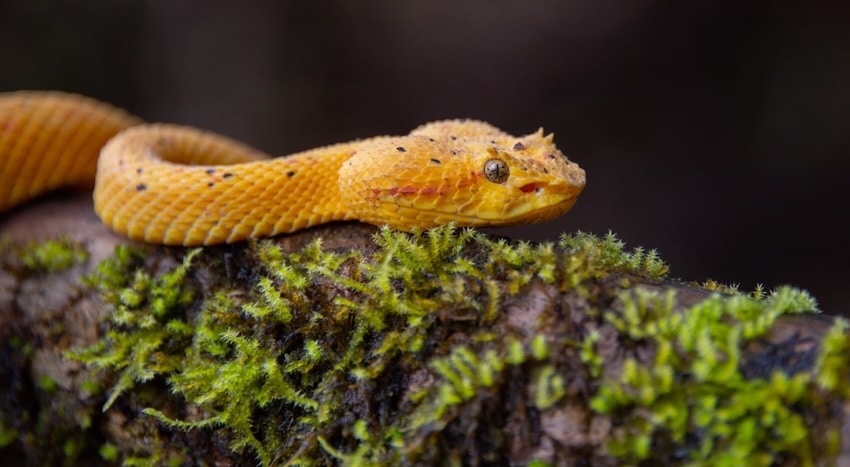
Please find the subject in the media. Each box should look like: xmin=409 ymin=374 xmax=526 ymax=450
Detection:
xmin=1 ymin=1 xmax=847 ymax=314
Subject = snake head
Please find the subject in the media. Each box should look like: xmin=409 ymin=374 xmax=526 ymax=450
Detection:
xmin=339 ymin=120 xmax=586 ymax=230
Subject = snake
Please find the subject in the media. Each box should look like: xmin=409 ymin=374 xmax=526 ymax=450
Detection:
xmin=0 ymin=91 xmax=586 ymax=246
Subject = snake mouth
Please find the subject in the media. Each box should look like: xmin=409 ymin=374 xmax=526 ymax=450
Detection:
xmin=440 ymin=174 xmax=585 ymax=226
xmin=497 ymin=191 xmax=581 ymax=225
xmin=396 ymin=185 xmax=582 ymax=228
xmin=493 ymin=170 xmax=585 ymax=224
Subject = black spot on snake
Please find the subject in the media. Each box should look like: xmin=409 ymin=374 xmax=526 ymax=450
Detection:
xmin=208 ymin=182 xmax=214 ymax=188
xmin=287 ymin=171 xmax=296 ymax=178
xmin=513 ymin=142 xmax=525 ymax=151
xmin=205 ymin=168 xmax=215 ymax=175
xmin=136 ymin=167 xmax=143 ymax=174
xmin=222 ymin=172 xmax=233 ymax=179
xmin=396 ymin=146 xmax=406 ymax=153
xmin=135 ymin=183 xmax=147 ymax=192
xmin=431 ymin=158 xmax=441 ymax=164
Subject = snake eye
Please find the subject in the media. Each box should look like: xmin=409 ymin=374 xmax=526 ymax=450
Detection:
xmin=484 ymin=158 xmax=509 ymax=184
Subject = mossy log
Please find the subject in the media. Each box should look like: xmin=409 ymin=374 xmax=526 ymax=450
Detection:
xmin=1 ymin=195 xmax=849 ymax=466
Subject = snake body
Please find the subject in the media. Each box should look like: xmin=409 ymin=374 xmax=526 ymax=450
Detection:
xmin=0 ymin=91 xmax=586 ymax=245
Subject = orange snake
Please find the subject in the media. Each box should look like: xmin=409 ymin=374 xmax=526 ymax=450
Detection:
xmin=0 ymin=91 xmax=586 ymax=245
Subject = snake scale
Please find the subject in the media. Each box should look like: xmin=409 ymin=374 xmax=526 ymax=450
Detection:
xmin=0 ymin=91 xmax=586 ymax=245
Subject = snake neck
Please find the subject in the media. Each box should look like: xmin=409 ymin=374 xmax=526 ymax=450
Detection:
xmin=254 ymin=144 xmax=356 ymax=230
xmin=93 ymin=127 xmax=359 ymax=245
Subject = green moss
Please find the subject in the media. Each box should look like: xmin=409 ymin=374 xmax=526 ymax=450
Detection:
xmin=65 ymin=226 xmax=839 ymax=465
xmin=587 ymin=286 xmax=833 ymax=465
xmin=17 ymin=238 xmax=88 ymax=272
xmin=66 ymin=227 xmax=674 ymax=464
xmin=579 ymin=329 xmax=602 ymax=377
xmin=409 ymin=343 xmax=513 ymax=430
xmin=68 ymin=246 xmax=199 ymax=411
xmin=0 ymin=424 xmax=18 ymax=447
xmin=38 ymin=375 xmax=59 ymax=394
xmin=815 ymin=318 xmax=850 ymax=395
xmin=533 ymin=365 xmax=566 ymax=409
xmin=99 ymin=442 xmax=119 ymax=462
xmin=79 ymin=378 xmax=103 ymax=397
xmin=81 ymin=243 xmax=146 ymax=292
xmin=121 ymin=430 xmax=187 ymax=467
xmin=63 ymin=438 xmax=81 ymax=459
xmin=558 ymin=231 xmax=668 ymax=289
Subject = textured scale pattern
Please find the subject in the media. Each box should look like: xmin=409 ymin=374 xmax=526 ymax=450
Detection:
xmin=0 ymin=91 xmax=141 ymax=209
xmin=0 ymin=91 xmax=586 ymax=245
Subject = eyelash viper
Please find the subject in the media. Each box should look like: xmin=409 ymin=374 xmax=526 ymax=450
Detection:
xmin=0 ymin=91 xmax=586 ymax=245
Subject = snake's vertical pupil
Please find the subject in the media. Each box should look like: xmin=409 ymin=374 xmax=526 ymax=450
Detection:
xmin=484 ymin=159 xmax=509 ymax=184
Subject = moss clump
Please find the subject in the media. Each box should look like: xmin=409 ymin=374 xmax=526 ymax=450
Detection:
xmin=69 ymin=226 xmax=671 ymax=465
xmin=66 ymin=226 xmax=843 ymax=465
xmin=558 ymin=230 xmax=668 ymax=288
xmin=0 ymin=424 xmax=18 ymax=447
xmin=98 ymin=442 xmax=119 ymax=462
xmin=70 ymin=246 xmax=198 ymax=411
xmin=587 ymin=286 xmax=837 ymax=465
xmin=16 ymin=238 xmax=88 ymax=272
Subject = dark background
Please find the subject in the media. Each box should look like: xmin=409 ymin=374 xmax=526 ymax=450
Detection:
xmin=1 ymin=1 xmax=847 ymax=314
